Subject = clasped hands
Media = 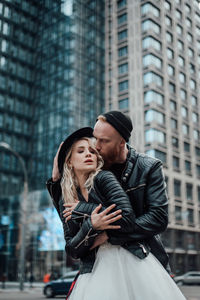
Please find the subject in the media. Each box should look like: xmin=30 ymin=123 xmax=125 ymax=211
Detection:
xmin=63 ymin=202 xmax=122 ymax=250
xmin=63 ymin=202 xmax=122 ymax=230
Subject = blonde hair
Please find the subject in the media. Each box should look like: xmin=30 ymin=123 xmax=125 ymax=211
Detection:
xmin=61 ymin=137 xmax=104 ymax=204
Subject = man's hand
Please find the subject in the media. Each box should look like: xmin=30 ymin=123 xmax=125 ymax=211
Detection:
xmin=91 ymin=204 xmax=122 ymax=230
xmin=63 ymin=201 xmax=79 ymax=221
xmin=52 ymin=142 xmax=63 ymax=182
xmin=90 ymin=231 xmax=108 ymax=250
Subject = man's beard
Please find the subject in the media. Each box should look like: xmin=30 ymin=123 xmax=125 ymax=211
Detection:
xmin=101 ymin=147 xmax=120 ymax=169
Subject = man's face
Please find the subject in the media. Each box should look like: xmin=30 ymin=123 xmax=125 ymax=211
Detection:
xmin=93 ymin=120 xmax=122 ymax=167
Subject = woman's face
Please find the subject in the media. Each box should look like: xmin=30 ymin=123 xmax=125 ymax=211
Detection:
xmin=69 ymin=139 xmax=98 ymax=175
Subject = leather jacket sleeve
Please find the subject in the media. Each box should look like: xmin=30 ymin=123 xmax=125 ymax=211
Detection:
xmin=134 ymin=162 xmax=168 ymax=236
xmin=70 ymin=171 xmax=135 ymax=236
xmin=93 ymin=171 xmax=135 ymax=232
xmin=109 ymin=162 xmax=168 ymax=244
xmin=46 ymin=178 xmax=62 ymax=215
xmin=59 ymin=200 xmax=99 ymax=259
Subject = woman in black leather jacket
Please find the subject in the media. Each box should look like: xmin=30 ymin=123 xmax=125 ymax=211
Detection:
xmin=55 ymin=127 xmax=185 ymax=300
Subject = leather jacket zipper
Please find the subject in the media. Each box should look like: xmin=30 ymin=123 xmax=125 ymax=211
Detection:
xmin=75 ymin=228 xmax=98 ymax=249
xmin=126 ymin=183 xmax=146 ymax=193
xmin=138 ymin=243 xmax=147 ymax=255
xmin=72 ymin=210 xmax=90 ymax=218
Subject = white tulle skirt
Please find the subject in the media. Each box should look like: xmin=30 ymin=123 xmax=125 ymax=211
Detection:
xmin=69 ymin=242 xmax=186 ymax=300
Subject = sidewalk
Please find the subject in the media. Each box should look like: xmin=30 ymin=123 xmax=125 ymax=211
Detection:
xmin=0 ymin=281 xmax=44 ymax=288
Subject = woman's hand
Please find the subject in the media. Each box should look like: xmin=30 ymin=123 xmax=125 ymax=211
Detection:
xmin=90 ymin=231 xmax=108 ymax=250
xmin=91 ymin=204 xmax=122 ymax=230
xmin=52 ymin=142 xmax=63 ymax=181
xmin=63 ymin=201 xmax=79 ymax=221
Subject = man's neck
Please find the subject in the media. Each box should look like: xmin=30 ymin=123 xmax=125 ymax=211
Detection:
xmin=114 ymin=146 xmax=128 ymax=164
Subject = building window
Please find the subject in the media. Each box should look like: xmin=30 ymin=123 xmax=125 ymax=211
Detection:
xmin=195 ymin=147 xmax=200 ymax=157
xmin=169 ymin=82 xmax=175 ymax=94
xmin=170 ymin=100 xmax=177 ymax=112
xmin=164 ymin=1 xmax=171 ymax=11
xmin=189 ymin=64 xmax=195 ymax=76
xmin=188 ymin=48 xmax=194 ymax=59
xmin=190 ymin=79 xmax=196 ymax=90
xmin=196 ymin=26 xmax=200 ymax=36
xmin=197 ymin=40 xmax=200 ymax=51
xmin=145 ymin=149 xmax=166 ymax=163
xmin=117 ymin=0 xmax=126 ymax=9
xmin=180 ymin=89 xmax=187 ymax=101
xmin=145 ymin=128 xmax=166 ymax=144
xmin=178 ymin=56 xmax=185 ymax=67
xmin=181 ymin=106 xmax=188 ymax=118
xmin=142 ymin=36 xmax=161 ymax=51
xmin=143 ymin=53 xmax=162 ymax=69
xmin=191 ymin=95 xmax=197 ymax=106
xmin=188 ymin=209 xmax=194 ymax=225
xmin=118 ymin=46 xmax=128 ymax=57
xmin=196 ymin=165 xmax=200 ymax=178
xmin=195 ymin=12 xmax=200 ymax=23
xmin=119 ymin=98 xmax=129 ymax=109
xmin=144 ymin=90 xmax=164 ymax=105
xmin=167 ymin=48 xmax=174 ymax=60
xmin=171 ymin=118 xmax=178 ymax=130
xmin=118 ymin=63 xmax=128 ymax=74
xmin=145 ymin=109 xmax=165 ymax=124
xmin=185 ymin=161 xmax=191 ymax=173
xmin=118 ymin=13 xmax=127 ymax=25
xmin=176 ymin=9 xmax=182 ymax=20
xmin=192 ymin=112 xmax=199 ymax=123
xmin=179 ymin=72 xmax=186 ymax=84
xmin=143 ymin=72 xmax=163 ymax=87
xmin=175 ymin=233 xmax=184 ymax=252
xmin=166 ymin=31 xmax=173 ymax=44
xmin=165 ymin=16 xmax=172 ymax=27
xmin=185 ymin=4 xmax=191 ymax=14
xmin=182 ymin=124 xmax=189 ymax=135
xmin=172 ymin=137 xmax=179 ymax=148
xmin=175 ymin=206 xmax=182 ymax=222
xmin=197 ymin=186 xmax=200 ymax=204
xmin=141 ymin=3 xmax=160 ymax=18
xmin=173 ymin=156 xmax=180 ymax=169
xmin=177 ymin=40 xmax=184 ymax=51
xmin=187 ymin=32 xmax=193 ymax=43
xmin=184 ymin=142 xmax=190 ymax=153
xmin=176 ymin=24 xmax=183 ymax=35
xmin=142 ymin=19 xmax=161 ymax=35
xmin=174 ymin=179 xmax=181 ymax=197
xmin=119 ymin=80 xmax=128 ymax=92
xmin=118 ymin=29 xmax=128 ymax=40
xmin=168 ymin=65 xmax=175 ymax=76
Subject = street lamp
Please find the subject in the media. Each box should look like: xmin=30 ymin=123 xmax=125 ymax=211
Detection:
xmin=0 ymin=142 xmax=28 ymax=291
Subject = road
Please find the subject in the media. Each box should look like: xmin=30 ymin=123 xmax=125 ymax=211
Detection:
xmin=0 ymin=285 xmax=200 ymax=300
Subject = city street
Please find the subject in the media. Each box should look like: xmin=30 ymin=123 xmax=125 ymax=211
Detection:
xmin=0 ymin=285 xmax=200 ymax=300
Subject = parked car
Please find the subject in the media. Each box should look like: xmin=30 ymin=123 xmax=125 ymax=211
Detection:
xmin=174 ymin=271 xmax=200 ymax=286
xmin=43 ymin=270 xmax=79 ymax=298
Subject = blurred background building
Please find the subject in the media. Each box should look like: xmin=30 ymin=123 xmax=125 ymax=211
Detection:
xmin=105 ymin=0 xmax=200 ymax=274
xmin=0 ymin=0 xmax=200 ymax=281
xmin=0 ymin=0 xmax=105 ymax=281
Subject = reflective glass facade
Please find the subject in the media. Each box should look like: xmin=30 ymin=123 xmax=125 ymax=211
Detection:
xmin=0 ymin=0 xmax=105 ymax=281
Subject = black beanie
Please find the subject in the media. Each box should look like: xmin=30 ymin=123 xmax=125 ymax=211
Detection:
xmin=101 ymin=111 xmax=133 ymax=142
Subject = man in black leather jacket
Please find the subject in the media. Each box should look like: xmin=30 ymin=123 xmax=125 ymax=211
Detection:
xmin=47 ymin=110 xmax=170 ymax=270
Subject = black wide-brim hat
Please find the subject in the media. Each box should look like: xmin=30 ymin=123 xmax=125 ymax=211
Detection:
xmin=58 ymin=127 xmax=94 ymax=175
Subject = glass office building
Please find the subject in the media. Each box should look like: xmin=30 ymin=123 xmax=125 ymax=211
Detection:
xmin=0 ymin=0 xmax=104 ymax=280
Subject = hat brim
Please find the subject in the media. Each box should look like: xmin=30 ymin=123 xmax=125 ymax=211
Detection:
xmin=58 ymin=127 xmax=94 ymax=174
